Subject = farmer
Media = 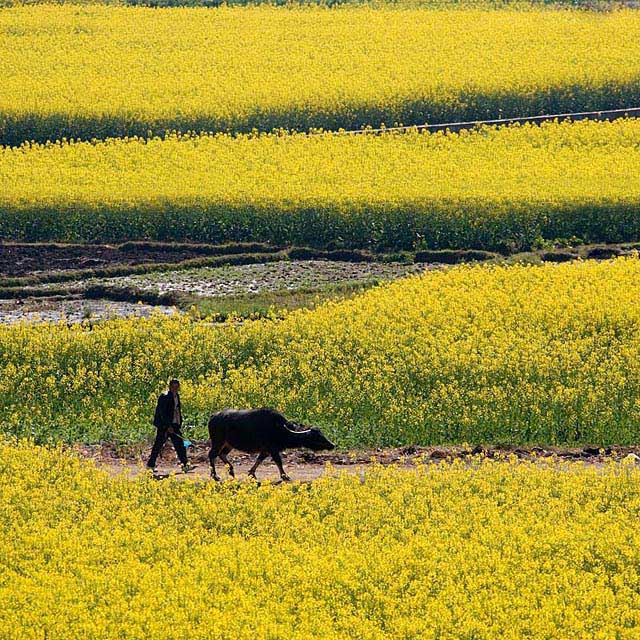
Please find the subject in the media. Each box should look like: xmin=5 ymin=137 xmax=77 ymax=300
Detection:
xmin=147 ymin=379 xmax=194 ymax=473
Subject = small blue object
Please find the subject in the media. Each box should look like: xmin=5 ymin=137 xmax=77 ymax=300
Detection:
xmin=183 ymin=440 xmax=193 ymax=448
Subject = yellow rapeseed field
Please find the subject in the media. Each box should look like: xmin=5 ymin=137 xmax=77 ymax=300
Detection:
xmin=1 ymin=6 xmax=640 ymax=145
xmin=2 ymin=443 xmax=640 ymax=639
xmin=3 ymin=257 xmax=640 ymax=445
xmin=2 ymin=118 xmax=640 ymax=248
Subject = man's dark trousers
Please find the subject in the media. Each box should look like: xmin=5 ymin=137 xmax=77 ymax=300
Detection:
xmin=147 ymin=424 xmax=188 ymax=468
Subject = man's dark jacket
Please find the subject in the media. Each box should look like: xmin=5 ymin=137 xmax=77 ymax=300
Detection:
xmin=153 ymin=391 xmax=182 ymax=429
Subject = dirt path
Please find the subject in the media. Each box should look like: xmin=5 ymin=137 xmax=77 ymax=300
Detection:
xmin=98 ymin=453 xmax=372 ymax=482
xmin=79 ymin=442 xmax=640 ymax=482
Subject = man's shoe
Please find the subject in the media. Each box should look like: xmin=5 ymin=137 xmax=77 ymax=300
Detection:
xmin=182 ymin=463 xmax=196 ymax=473
xmin=146 ymin=466 xmax=158 ymax=474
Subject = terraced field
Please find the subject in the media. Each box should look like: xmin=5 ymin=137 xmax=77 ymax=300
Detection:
xmin=0 ymin=241 xmax=445 ymax=321
xmin=3 ymin=257 xmax=640 ymax=445
xmin=2 ymin=6 xmax=640 ymax=145
xmin=2 ymin=119 xmax=640 ymax=249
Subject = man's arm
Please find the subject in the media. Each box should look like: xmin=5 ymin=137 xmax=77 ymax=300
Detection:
xmin=162 ymin=394 xmax=174 ymax=427
xmin=153 ymin=394 xmax=170 ymax=429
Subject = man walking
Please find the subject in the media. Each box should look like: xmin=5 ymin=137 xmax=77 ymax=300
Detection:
xmin=147 ymin=379 xmax=194 ymax=473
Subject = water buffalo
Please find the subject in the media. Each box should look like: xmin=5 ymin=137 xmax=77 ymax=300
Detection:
xmin=208 ymin=408 xmax=335 ymax=481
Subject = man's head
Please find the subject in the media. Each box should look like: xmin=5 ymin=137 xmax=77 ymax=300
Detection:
xmin=169 ymin=379 xmax=180 ymax=394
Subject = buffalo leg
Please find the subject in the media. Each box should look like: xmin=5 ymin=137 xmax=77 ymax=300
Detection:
xmin=248 ymin=452 xmax=268 ymax=479
xmin=208 ymin=437 xmax=227 ymax=482
xmin=218 ymin=445 xmax=235 ymax=478
xmin=271 ymin=451 xmax=291 ymax=482
xmin=208 ymin=445 xmax=221 ymax=481
xmin=209 ymin=428 xmax=228 ymax=481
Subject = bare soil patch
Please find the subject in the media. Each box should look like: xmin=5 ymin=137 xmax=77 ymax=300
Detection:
xmin=0 ymin=259 xmax=434 ymax=323
xmin=107 ymin=260 xmax=434 ymax=298
xmin=3 ymin=241 xmax=639 ymax=325
xmin=0 ymin=297 xmax=176 ymax=324
xmin=0 ymin=244 xmax=198 ymax=278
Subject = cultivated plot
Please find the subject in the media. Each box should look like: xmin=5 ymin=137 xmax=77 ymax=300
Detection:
xmin=2 ymin=120 xmax=640 ymax=249
xmin=2 ymin=6 xmax=640 ymax=144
